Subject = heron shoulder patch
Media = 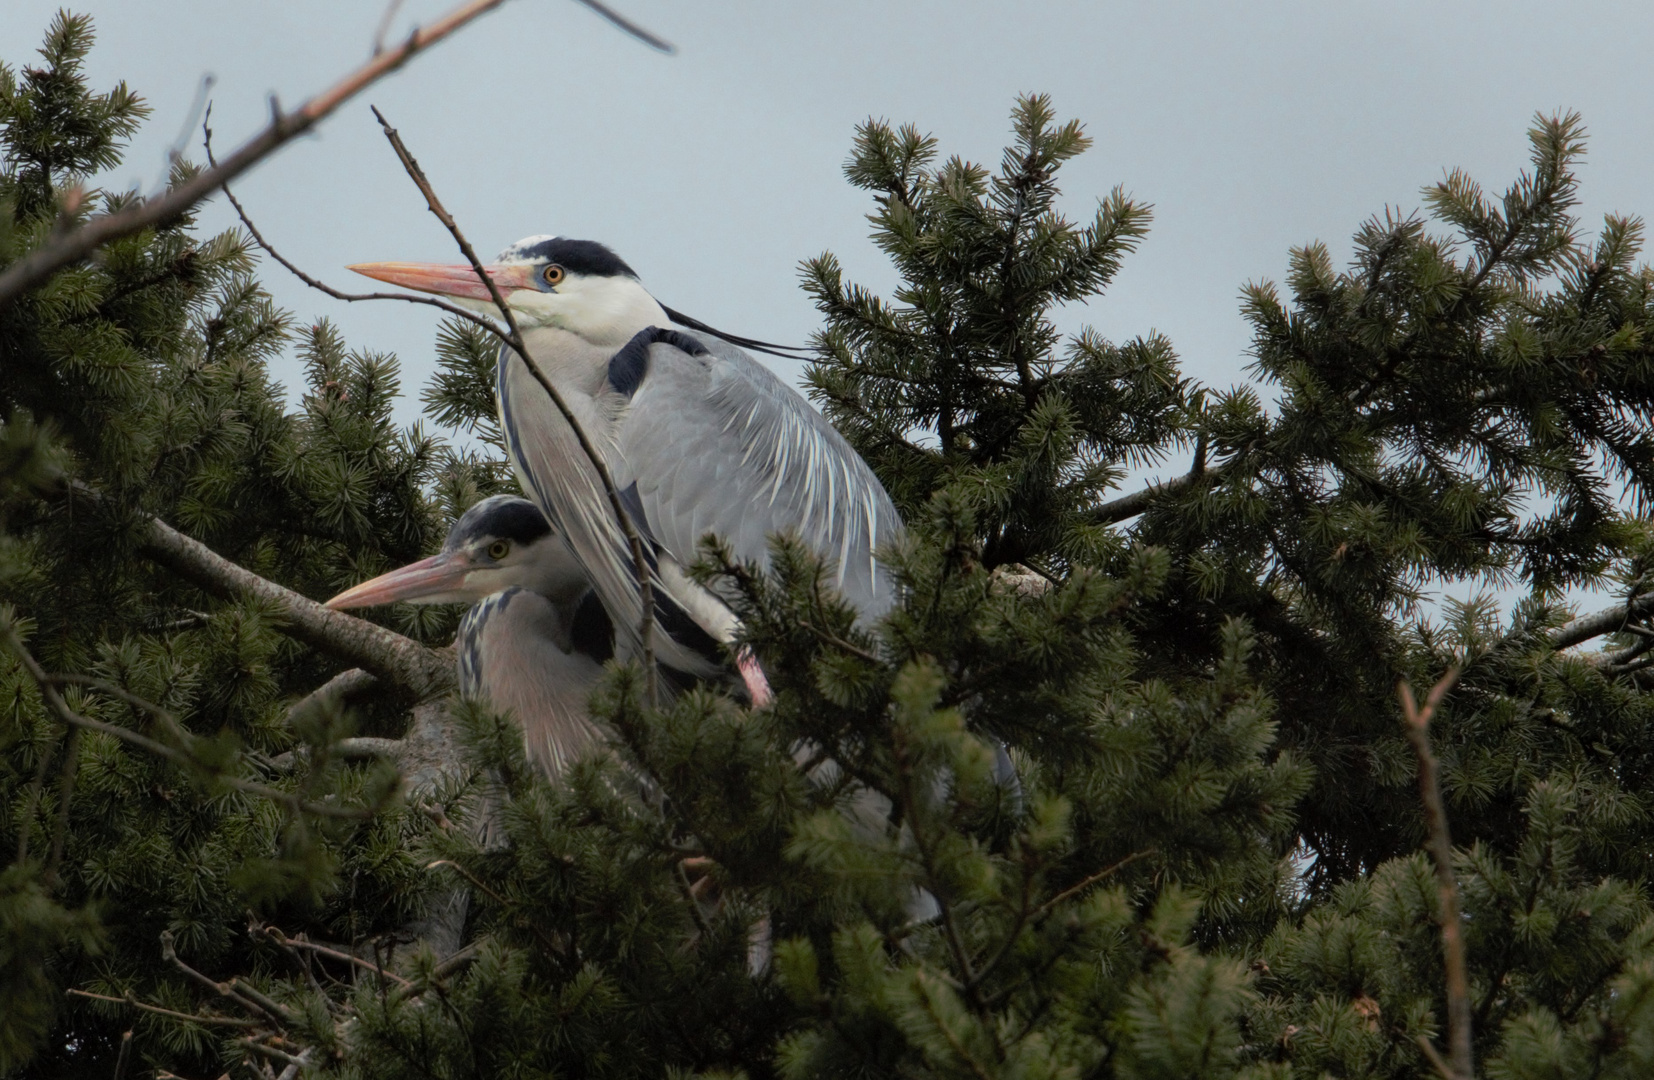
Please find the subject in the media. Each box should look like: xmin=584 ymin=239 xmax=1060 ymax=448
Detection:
xmin=608 ymin=327 xmax=710 ymax=398
xmin=569 ymin=590 xmax=615 ymax=663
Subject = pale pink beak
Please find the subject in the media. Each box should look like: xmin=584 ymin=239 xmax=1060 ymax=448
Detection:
xmin=325 ymin=551 xmax=474 ymax=609
xmin=346 ymin=260 xmax=537 ymax=301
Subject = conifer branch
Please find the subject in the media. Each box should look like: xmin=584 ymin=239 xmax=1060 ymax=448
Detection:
xmin=370 ymin=106 xmax=660 ymax=703
xmin=15 ymin=721 xmax=56 ymax=865
xmin=1086 ymin=459 xmax=1231 ymax=524
xmin=204 ymin=121 xmax=515 ymax=343
xmin=132 ymin=508 xmax=455 ymax=699
xmin=0 ymin=0 xmax=518 ymax=309
xmin=0 ymin=631 xmax=381 ymax=822
xmin=284 ymin=669 xmax=381 ymax=725
xmin=1550 ymin=592 xmax=1654 ymax=652
xmin=1399 ymin=670 xmax=1473 ymax=1080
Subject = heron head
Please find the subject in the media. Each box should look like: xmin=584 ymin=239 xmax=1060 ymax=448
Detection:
xmin=325 ymin=495 xmax=587 ymax=610
xmin=348 ymin=236 xmax=666 ymax=346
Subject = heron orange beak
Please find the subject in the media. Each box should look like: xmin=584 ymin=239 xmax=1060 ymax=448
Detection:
xmin=346 ymin=261 xmax=537 ymax=301
xmin=325 ymin=551 xmax=475 ymax=609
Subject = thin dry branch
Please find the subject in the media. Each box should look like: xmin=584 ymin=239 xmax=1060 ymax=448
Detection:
xmin=369 ymin=106 xmax=660 ymax=701
xmin=258 ymin=924 xmax=414 ymax=989
xmin=112 ymin=1030 xmax=134 ymax=1080
xmin=161 ymin=929 xmax=297 ymax=1029
xmin=1552 ymin=591 xmax=1654 ymax=652
xmin=1030 ymin=848 xmax=1155 ymax=922
xmin=0 ymin=0 xmax=516 ymax=309
xmin=1399 ymin=670 xmax=1472 ymax=1080
xmin=204 ymin=119 xmax=512 ymax=343
xmin=66 ymin=988 xmax=259 ymax=1028
xmin=573 ymin=0 xmax=677 ymax=52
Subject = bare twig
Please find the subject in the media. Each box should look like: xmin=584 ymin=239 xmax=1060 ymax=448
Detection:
xmin=1416 ymin=1034 xmax=1457 ymax=1080
xmin=112 ymin=1030 xmax=134 ymax=1080
xmin=239 ymin=1041 xmax=308 ymax=1069
xmin=573 ymin=0 xmax=677 ymax=52
xmin=259 ymin=925 xmax=414 ymax=989
xmin=1399 ymin=670 xmax=1472 ymax=1080
xmin=424 ymin=859 xmax=509 ymax=908
xmin=371 ymin=0 xmax=408 ymax=55
xmin=0 ymin=0 xmax=518 ymax=309
xmin=161 ymin=930 xmax=296 ymax=1029
xmin=1029 ymin=849 xmax=1155 ymax=922
xmin=154 ymin=74 xmax=218 ymax=192
xmin=205 ymin=120 xmax=511 ymax=343
xmin=66 ymin=989 xmax=258 ymax=1028
xmin=370 ymin=106 xmax=660 ymax=703
xmin=796 ymin=620 xmax=880 ymax=664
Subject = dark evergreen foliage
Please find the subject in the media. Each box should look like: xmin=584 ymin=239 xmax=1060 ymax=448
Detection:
xmin=8 ymin=14 xmax=1654 ymax=1080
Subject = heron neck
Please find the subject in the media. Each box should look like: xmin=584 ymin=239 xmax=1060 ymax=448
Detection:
xmin=516 ymin=326 xmax=625 ymax=397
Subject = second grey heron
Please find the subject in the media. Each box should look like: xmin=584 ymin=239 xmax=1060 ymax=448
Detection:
xmin=348 ymin=238 xmax=903 ymax=703
xmin=325 ymin=494 xmax=616 ymax=777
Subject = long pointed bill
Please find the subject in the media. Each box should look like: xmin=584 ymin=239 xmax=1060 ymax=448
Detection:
xmin=347 ymin=260 xmax=537 ymax=301
xmin=325 ymin=552 xmax=475 ymax=609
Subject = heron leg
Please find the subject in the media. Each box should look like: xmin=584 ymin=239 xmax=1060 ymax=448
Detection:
xmin=746 ymin=913 xmax=773 ymax=976
xmin=736 ymin=647 xmax=772 ymax=707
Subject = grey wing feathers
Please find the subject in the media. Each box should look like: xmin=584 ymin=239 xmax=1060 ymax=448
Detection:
xmin=617 ymin=330 xmax=902 ymax=619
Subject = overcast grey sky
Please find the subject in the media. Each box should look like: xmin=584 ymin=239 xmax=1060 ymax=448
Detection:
xmin=4 ymin=1 xmax=1653 ymax=608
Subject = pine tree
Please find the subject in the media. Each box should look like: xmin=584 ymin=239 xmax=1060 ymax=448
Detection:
xmin=10 ymin=13 xmax=1654 ymax=1080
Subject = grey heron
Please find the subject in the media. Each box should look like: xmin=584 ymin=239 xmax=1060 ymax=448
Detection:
xmin=325 ymin=494 xmax=616 ymax=777
xmin=325 ymin=496 xmax=1012 ymax=944
xmin=348 ymin=238 xmax=902 ymax=702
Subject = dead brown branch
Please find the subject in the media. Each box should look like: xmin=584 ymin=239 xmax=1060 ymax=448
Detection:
xmin=1399 ymin=670 xmax=1472 ymax=1080
xmin=0 ymin=0 xmax=517 ymax=309
xmin=369 ymin=105 xmax=660 ymax=702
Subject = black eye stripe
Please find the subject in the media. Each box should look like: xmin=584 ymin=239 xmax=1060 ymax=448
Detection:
xmin=513 ymin=238 xmax=636 ymax=278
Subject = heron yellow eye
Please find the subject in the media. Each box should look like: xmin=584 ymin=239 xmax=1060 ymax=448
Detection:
xmin=487 ymin=540 xmax=510 ymax=560
xmin=542 ymin=264 xmax=565 ymax=287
